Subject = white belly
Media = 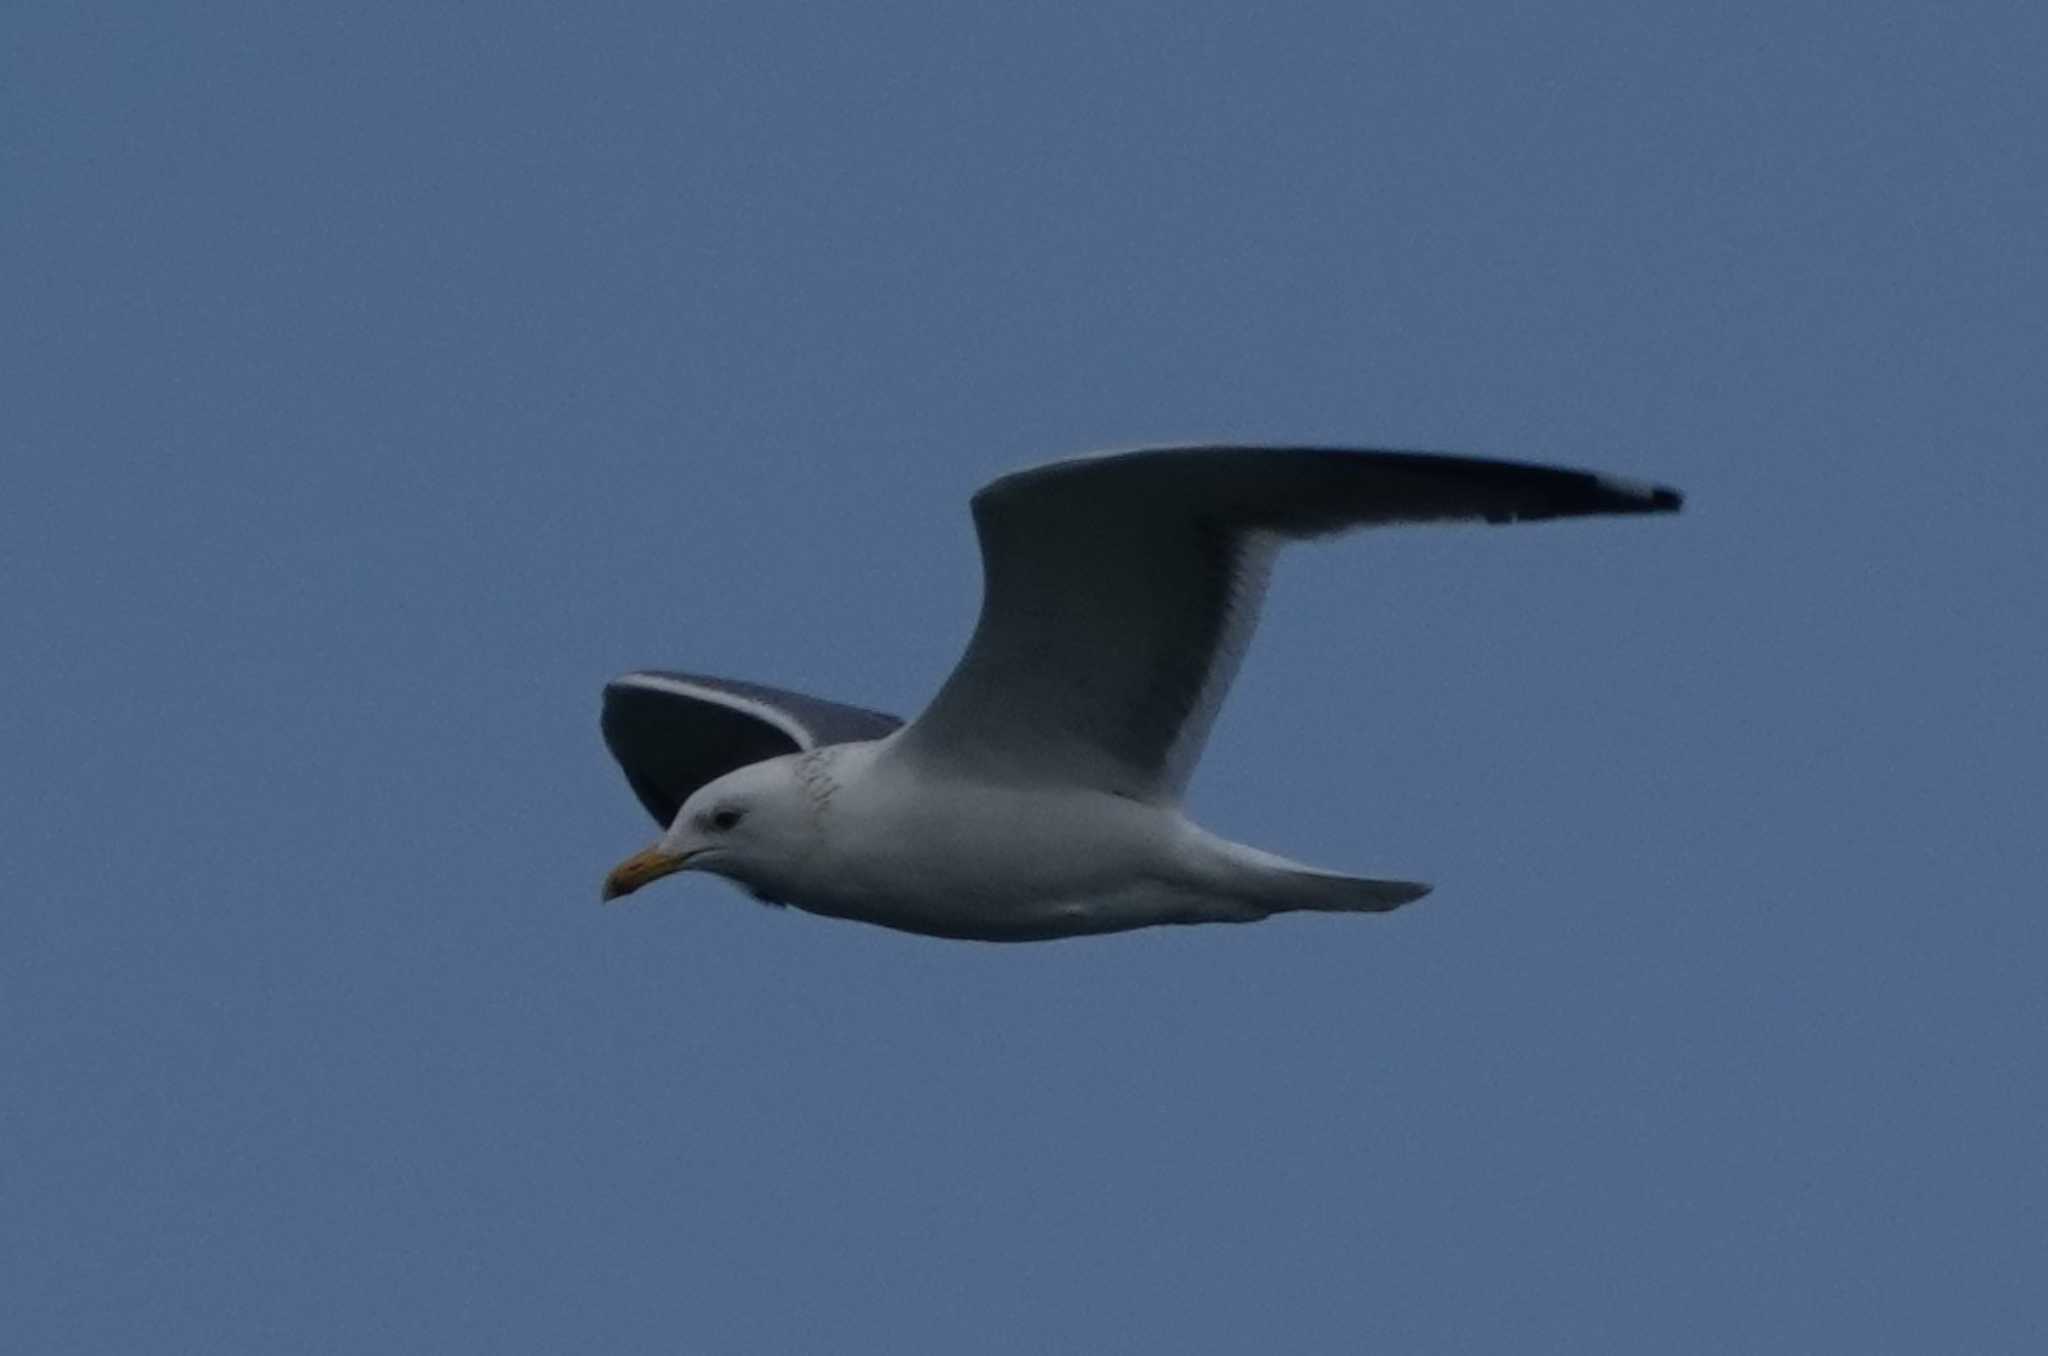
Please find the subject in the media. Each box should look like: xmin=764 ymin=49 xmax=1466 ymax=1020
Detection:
xmin=788 ymin=772 xmax=1219 ymax=940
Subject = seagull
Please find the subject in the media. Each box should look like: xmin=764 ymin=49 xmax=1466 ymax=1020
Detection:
xmin=600 ymin=446 xmax=1681 ymax=941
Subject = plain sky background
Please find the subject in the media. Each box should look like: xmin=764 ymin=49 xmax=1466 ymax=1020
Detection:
xmin=6 ymin=2 xmax=2044 ymax=1351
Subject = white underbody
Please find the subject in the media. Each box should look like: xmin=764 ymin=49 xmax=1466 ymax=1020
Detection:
xmin=706 ymin=740 xmax=1303 ymax=942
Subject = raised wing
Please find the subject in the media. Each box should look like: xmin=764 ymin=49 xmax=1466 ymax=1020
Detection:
xmin=888 ymin=446 xmax=1682 ymax=802
xmin=602 ymin=671 xmax=904 ymax=826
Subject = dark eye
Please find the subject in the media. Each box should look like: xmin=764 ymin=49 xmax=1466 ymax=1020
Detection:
xmin=709 ymin=807 xmax=743 ymax=832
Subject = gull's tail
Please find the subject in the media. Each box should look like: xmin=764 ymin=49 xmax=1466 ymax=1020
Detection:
xmin=1266 ymin=868 xmax=1432 ymax=914
xmin=1195 ymin=834 xmax=1432 ymax=919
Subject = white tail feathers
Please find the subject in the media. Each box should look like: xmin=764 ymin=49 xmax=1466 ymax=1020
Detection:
xmin=1196 ymin=834 xmax=1432 ymax=918
xmin=1265 ymin=868 xmax=1432 ymax=914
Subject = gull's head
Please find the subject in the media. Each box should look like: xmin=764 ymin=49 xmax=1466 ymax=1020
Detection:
xmin=601 ymin=755 xmax=818 ymax=902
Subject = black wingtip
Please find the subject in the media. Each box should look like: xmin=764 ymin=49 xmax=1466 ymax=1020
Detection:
xmin=1591 ymin=470 xmax=1684 ymax=515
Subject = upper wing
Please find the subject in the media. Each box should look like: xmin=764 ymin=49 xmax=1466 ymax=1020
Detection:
xmin=601 ymin=671 xmax=904 ymax=826
xmin=887 ymin=446 xmax=1682 ymax=803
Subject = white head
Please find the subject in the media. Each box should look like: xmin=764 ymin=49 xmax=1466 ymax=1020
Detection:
xmin=601 ymin=754 xmax=821 ymax=902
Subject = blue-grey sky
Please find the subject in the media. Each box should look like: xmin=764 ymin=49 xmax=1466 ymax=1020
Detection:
xmin=7 ymin=3 xmax=2043 ymax=1350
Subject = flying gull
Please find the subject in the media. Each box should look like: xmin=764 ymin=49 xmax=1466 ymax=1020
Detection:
xmin=601 ymin=446 xmax=1682 ymax=941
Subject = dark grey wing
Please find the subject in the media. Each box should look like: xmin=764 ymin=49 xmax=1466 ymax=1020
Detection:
xmin=601 ymin=671 xmax=905 ymax=826
xmin=889 ymin=446 xmax=1683 ymax=803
